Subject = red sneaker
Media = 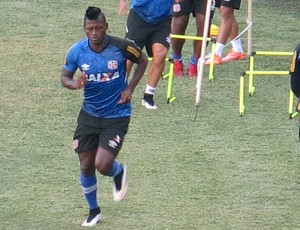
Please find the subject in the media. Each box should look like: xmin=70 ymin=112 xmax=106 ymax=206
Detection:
xmin=204 ymin=54 xmax=222 ymax=66
xmin=187 ymin=63 xmax=197 ymax=78
xmin=173 ymin=60 xmax=184 ymax=76
xmin=222 ymin=50 xmax=245 ymax=63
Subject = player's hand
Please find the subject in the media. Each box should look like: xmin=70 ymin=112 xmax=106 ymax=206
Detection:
xmin=75 ymin=71 xmax=87 ymax=89
xmin=118 ymin=88 xmax=132 ymax=104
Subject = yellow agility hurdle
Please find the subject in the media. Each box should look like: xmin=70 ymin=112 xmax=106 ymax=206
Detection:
xmin=248 ymin=51 xmax=293 ymax=95
xmin=239 ymin=51 xmax=297 ymax=117
xmin=147 ymin=57 xmax=176 ymax=103
xmin=170 ymin=34 xmax=216 ymax=81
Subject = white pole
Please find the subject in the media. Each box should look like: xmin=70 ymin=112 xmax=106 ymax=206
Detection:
xmin=195 ymin=0 xmax=212 ymax=107
xmin=247 ymin=0 xmax=253 ymax=55
xmin=223 ymin=19 xmax=252 ymax=48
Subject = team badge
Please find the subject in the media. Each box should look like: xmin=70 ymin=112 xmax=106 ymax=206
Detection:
xmin=108 ymin=60 xmax=118 ymax=70
xmin=173 ymin=3 xmax=181 ymax=12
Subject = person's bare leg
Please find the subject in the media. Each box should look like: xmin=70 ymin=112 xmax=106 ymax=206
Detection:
xmin=205 ymin=6 xmax=235 ymax=65
xmin=222 ymin=13 xmax=245 ymax=61
xmin=192 ymin=12 xmax=205 ymax=60
xmin=217 ymin=6 xmax=235 ymax=44
xmin=230 ymin=15 xmax=239 ymax=39
xmin=142 ymin=43 xmax=168 ymax=109
xmin=171 ymin=15 xmax=189 ymax=76
xmin=147 ymin=43 xmax=168 ymax=87
xmin=187 ymin=12 xmax=205 ymax=77
xmin=171 ymin=15 xmax=189 ymax=56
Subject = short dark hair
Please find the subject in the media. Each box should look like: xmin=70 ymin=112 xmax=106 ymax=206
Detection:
xmin=85 ymin=6 xmax=106 ymax=21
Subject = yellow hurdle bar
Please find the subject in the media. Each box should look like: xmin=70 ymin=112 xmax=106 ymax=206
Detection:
xmin=147 ymin=57 xmax=176 ymax=103
xmin=289 ymin=90 xmax=294 ymax=115
xmin=254 ymin=51 xmax=293 ymax=56
xmin=208 ymin=41 xmax=216 ymax=81
xmin=167 ymin=61 xmax=176 ymax=103
xmin=240 ymin=50 xmax=295 ymax=116
xmin=248 ymin=55 xmax=255 ymax=95
xmin=245 ymin=71 xmax=290 ymax=75
xmin=147 ymin=57 xmax=171 ymax=62
xmin=248 ymin=51 xmax=293 ymax=95
xmin=289 ymin=90 xmax=299 ymax=119
xmin=170 ymin=34 xmax=213 ymax=42
xmin=170 ymin=34 xmax=216 ymax=81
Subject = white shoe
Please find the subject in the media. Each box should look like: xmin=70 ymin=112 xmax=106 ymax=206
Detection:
xmin=81 ymin=212 xmax=101 ymax=227
xmin=113 ymin=164 xmax=128 ymax=202
xmin=142 ymin=99 xmax=158 ymax=110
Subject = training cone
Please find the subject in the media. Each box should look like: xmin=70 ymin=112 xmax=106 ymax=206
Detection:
xmin=210 ymin=24 xmax=219 ymax=37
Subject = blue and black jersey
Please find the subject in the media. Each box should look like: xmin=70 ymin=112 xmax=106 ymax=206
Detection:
xmin=290 ymin=44 xmax=300 ymax=98
xmin=64 ymin=35 xmax=142 ymax=118
xmin=131 ymin=0 xmax=173 ymax=24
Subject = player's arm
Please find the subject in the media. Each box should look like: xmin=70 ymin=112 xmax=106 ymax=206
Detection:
xmin=60 ymin=69 xmax=87 ymax=90
xmin=127 ymin=51 xmax=148 ymax=92
xmin=118 ymin=0 xmax=128 ymax=16
xmin=118 ymin=44 xmax=148 ymax=104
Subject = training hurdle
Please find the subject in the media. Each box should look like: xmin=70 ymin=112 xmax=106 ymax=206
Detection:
xmin=239 ymin=51 xmax=297 ymax=117
xmin=148 ymin=57 xmax=176 ymax=103
xmin=170 ymin=34 xmax=216 ymax=81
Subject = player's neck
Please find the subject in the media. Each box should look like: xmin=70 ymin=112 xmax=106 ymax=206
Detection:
xmin=88 ymin=36 xmax=108 ymax=53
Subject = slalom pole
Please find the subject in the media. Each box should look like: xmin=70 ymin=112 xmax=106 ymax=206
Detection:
xmin=194 ymin=0 xmax=212 ymax=120
xmin=247 ymin=0 xmax=253 ymax=55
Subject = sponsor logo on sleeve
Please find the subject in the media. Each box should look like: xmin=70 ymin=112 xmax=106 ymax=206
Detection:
xmin=127 ymin=45 xmax=140 ymax=59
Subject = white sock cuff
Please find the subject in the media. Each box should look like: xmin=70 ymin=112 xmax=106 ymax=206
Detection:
xmin=215 ymin=43 xmax=225 ymax=57
xmin=145 ymin=84 xmax=156 ymax=95
xmin=231 ymin=38 xmax=243 ymax=53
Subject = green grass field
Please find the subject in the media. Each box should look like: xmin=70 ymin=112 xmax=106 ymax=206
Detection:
xmin=1 ymin=1 xmax=300 ymax=229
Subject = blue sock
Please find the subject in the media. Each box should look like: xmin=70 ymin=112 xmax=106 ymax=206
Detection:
xmin=80 ymin=173 xmax=98 ymax=209
xmin=106 ymin=161 xmax=123 ymax=177
xmin=189 ymin=56 xmax=198 ymax=65
xmin=172 ymin=53 xmax=183 ymax=61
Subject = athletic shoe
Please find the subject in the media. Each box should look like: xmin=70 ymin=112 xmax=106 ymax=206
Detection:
xmin=142 ymin=95 xmax=158 ymax=109
xmin=82 ymin=208 xmax=101 ymax=227
xmin=222 ymin=50 xmax=245 ymax=63
xmin=113 ymin=164 xmax=128 ymax=202
xmin=187 ymin=63 xmax=197 ymax=78
xmin=204 ymin=54 xmax=222 ymax=66
xmin=173 ymin=60 xmax=183 ymax=76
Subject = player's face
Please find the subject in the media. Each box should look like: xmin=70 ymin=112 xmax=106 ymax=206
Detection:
xmin=84 ymin=18 xmax=108 ymax=45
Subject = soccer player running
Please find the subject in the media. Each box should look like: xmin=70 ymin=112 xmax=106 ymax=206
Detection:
xmin=60 ymin=6 xmax=148 ymax=227
xmin=205 ymin=0 xmax=245 ymax=65
xmin=118 ymin=0 xmax=173 ymax=109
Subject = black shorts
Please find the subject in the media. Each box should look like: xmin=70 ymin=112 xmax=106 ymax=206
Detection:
xmin=125 ymin=9 xmax=171 ymax=57
xmin=72 ymin=109 xmax=130 ymax=156
xmin=215 ymin=0 xmax=241 ymax=10
xmin=172 ymin=0 xmax=211 ymax=16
